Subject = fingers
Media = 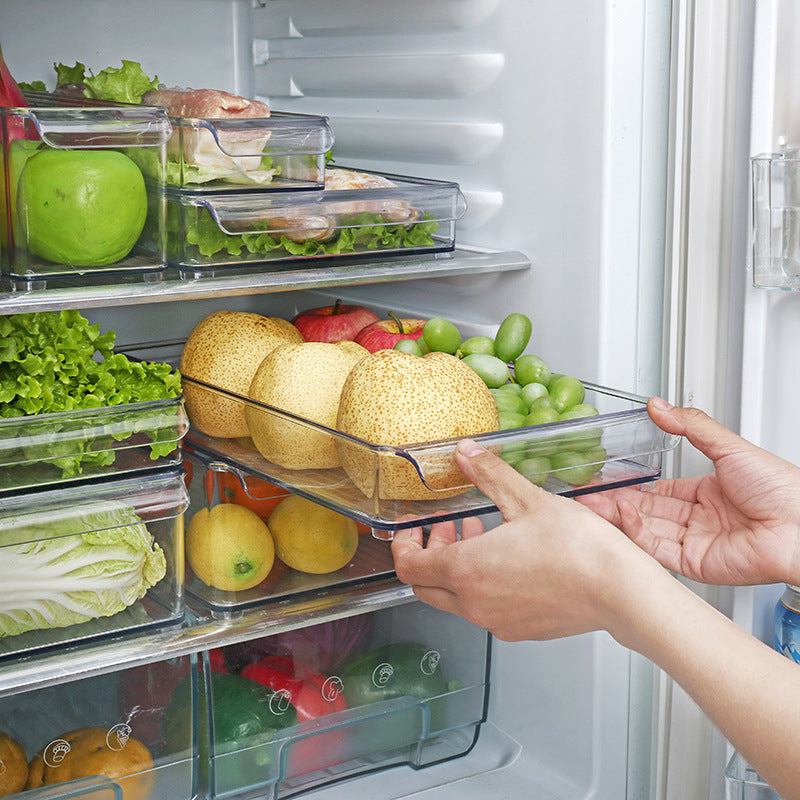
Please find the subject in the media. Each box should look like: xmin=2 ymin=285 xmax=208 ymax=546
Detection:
xmin=647 ymin=397 xmax=751 ymax=462
xmin=455 ymin=439 xmax=544 ymax=519
xmin=461 ymin=516 xmax=485 ymax=539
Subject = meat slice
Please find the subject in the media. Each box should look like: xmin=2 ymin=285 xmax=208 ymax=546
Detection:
xmin=142 ymin=87 xmax=271 ymax=120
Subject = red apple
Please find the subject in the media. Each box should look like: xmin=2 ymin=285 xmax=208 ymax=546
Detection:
xmin=291 ymin=299 xmax=379 ymax=342
xmin=353 ymin=313 xmax=428 ymax=353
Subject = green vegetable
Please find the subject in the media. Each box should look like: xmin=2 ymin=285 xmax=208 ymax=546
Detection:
xmin=0 ymin=501 xmax=166 ymax=637
xmin=55 ymin=60 xmax=159 ymax=104
xmin=172 ymin=206 xmax=439 ymax=260
xmin=494 ymin=312 xmax=532 ymax=363
xmin=165 ymin=671 xmax=299 ymax=793
xmin=0 ymin=310 xmax=182 ymax=477
xmin=339 ymin=642 xmax=450 ymax=708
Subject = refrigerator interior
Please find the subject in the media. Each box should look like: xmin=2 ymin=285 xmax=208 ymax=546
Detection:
xmin=0 ymin=2 xmax=679 ymax=799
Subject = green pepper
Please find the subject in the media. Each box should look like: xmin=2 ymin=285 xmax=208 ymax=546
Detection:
xmin=165 ymin=670 xmax=298 ymax=794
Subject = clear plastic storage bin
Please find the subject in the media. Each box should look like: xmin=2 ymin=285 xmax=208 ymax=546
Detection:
xmin=725 ymin=751 xmax=783 ymax=799
xmin=0 ymin=469 xmax=189 ymax=660
xmin=182 ymin=448 xmax=392 ymax=617
xmin=154 ymin=169 xmax=466 ymax=275
xmin=0 ymin=100 xmax=171 ymax=286
xmin=195 ymin=602 xmax=489 ymax=799
xmin=751 ymin=152 xmax=800 ymax=289
xmin=161 ymin=111 xmax=333 ymax=192
xmin=0 ymin=654 xmax=196 ymax=800
xmin=181 ymin=376 xmax=678 ymax=536
xmin=0 ymin=397 xmax=188 ymax=495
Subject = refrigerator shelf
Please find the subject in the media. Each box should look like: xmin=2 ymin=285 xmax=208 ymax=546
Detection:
xmin=0 ymin=246 xmax=530 ymax=313
xmin=173 ymin=367 xmax=679 ymax=536
xmin=725 ymin=751 xmax=782 ymax=799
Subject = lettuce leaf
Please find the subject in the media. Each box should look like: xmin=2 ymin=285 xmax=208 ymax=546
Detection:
xmin=54 ymin=60 xmax=159 ymax=104
xmin=0 ymin=500 xmax=166 ymax=637
xmin=173 ymin=207 xmax=441 ymax=261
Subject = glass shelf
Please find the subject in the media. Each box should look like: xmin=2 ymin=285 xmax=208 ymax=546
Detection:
xmin=0 ymin=246 xmax=530 ymax=314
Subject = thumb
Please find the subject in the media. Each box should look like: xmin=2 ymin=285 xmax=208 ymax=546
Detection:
xmin=647 ymin=396 xmax=751 ymax=462
xmin=455 ymin=439 xmax=546 ymax=520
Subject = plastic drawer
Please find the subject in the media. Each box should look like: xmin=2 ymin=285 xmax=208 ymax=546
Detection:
xmin=162 ymin=111 xmax=333 ymax=192
xmin=182 ymin=448 xmax=392 ymax=617
xmin=0 ymin=470 xmax=189 ymax=660
xmin=196 ymin=603 xmax=489 ymax=799
xmin=0 ymin=397 xmax=188 ymax=495
xmin=725 ymin=751 xmax=783 ymax=799
xmin=0 ymin=100 xmax=171 ymax=287
xmin=155 ymin=169 xmax=466 ymax=275
xmin=0 ymin=654 xmax=196 ymax=800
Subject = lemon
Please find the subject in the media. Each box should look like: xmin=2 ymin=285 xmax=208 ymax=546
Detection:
xmin=17 ymin=148 xmax=147 ymax=266
xmin=267 ymin=495 xmax=359 ymax=574
xmin=186 ymin=503 xmax=275 ymax=591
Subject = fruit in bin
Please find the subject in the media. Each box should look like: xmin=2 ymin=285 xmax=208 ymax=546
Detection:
xmin=548 ymin=374 xmax=586 ymax=412
xmin=336 ymin=349 xmax=499 ymax=500
xmin=290 ymin=298 xmax=380 ymax=342
xmin=0 ymin=731 xmax=27 ymax=798
xmin=520 ymin=381 xmax=549 ymax=407
xmin=267 ymin=495 xmax=359 ymax=574
xmin=246 ymin=340 xmax=369 ymax=469
xmin=216 ymin=471 xmax=288 ymax=522
xmin=514 ymin=354 xmax=552 ymax=387
xmin=179 ymin=311 xmax=304 ymax=439
xmin=186 ymin=503 xmax=275 ymax=591
xmin=422 ymin=317 xmax=461 ymax=355
xmin=493 ymin=312 xmax=533 ymax=363
xmin=393 ymin=337 xmax=425 ymax=356
xmin=550 ymin=449 xmax=604 ymax=486
xmin=516 ymin=456 xmax=552 ymax=486
xmin=353 ymin=313 xmax=427 ymax=353
xmin=460 ymin=335 xmax=495 ymax=357
xmin=26 ymin=727 xmax=153 ymax=800
xmin=16 ymin=148 xmax=148 ymax=266
xmin=461 ymin=353 xmax=511 ymax=388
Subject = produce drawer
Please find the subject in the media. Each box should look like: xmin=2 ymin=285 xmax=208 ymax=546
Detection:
xmin=0 ymin=101 xmax=171 ymax=286
xmin=0 ymin=654 xmax=196 ymax=800
xmin=751 ymin=152 xmax=800 ymax=289
xmin=0 ymin=469 xmax=189 ymax=661
xmin=195 ymin=602 xmax=489 ymax=799
xmin=183 ymin=448 xmax=393 ymax=617
xmin=152 ymin=169 xmax=466 ymax=276
xmin=0 ymin=397 xmax=188 ymax=495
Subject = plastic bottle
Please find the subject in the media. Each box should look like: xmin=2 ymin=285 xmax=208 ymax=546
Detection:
xmin=774 ymin=584 xmax=800 ymax=663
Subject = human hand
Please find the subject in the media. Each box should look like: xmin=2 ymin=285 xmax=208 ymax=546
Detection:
xmin=578 ymin=397 xmax=800 ymax=586
xmin=391 ymin=439 xmax=661 ymax=643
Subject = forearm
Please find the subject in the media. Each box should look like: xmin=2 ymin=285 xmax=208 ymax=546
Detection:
xmin=608 ymin=557 xmax=800 ymax=800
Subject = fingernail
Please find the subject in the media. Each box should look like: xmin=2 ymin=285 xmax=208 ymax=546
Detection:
xmin=457 ymin=439 xmax=486 ymax=457
xmin=650 ymin=396 xmax=673 ymax=411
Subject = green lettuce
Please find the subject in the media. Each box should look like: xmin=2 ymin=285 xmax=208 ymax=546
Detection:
xmin=174 ymin=207 xmax=440 ymax=260
xmin=0 ymin=310 xmax=182 ymax=478
xmin=55 ymin=59 xmax=159 ymax=104
xmin=0 ymin=501 xmax=166 ymax=637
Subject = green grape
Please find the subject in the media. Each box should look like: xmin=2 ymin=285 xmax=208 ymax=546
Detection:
xmin=549 ymin=375 xmax=586 ymax=413
xmin=491 ymin=391 xmax=528 ymax=415
xmin=494 ymin=312 xmax=533 ymax=363
xmin=423 ymin=317 xmax=461 ymax=354
xmin=525 ymin=406 xmax=560 ymax=426
xmin=520 ymin=381 xmax=549 ymax=408
xmin=516 ymin=456 xmax=552 ymax=486
xmin=550 ymin=450 xmax=601 ymax=486
xmin=394 ymin=338 xmax=424 ymax=356
xmin=462 ymin=353 xmax=512 ymax=388
xmin=528 ymin=395 xmax=558 ymax=412
xmin=460 ymin=336 xmax=496 ymax=357
xmin=498 ymin=410 xmax=527 ymax=430
xmin=513 ymin=354 xmax=552 ymax=387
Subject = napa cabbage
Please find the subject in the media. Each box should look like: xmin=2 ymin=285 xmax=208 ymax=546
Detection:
xmin=0 ymin=500 xmax=166 ymax=637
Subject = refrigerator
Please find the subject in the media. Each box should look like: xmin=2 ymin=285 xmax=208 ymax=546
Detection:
xmin=0 ymin=1 xmax=788 ymax=799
